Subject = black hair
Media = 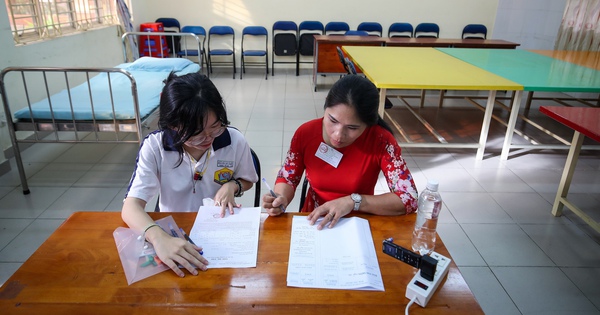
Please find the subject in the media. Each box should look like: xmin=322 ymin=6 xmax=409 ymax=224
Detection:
xmin=324 ymin=75 xmax=392 ymax=133
xmin=158 ymin=72 xmax=229 ymax=165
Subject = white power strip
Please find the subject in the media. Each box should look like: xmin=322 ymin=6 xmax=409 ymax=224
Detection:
xmin=405 ymin=251 xmax=451 ymax=307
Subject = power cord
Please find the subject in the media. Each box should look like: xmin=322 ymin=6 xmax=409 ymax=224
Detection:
xmin=405 ymin=295 xmax=417 ymax=315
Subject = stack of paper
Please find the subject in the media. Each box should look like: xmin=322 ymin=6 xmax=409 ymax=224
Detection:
xmin=189 ymin=206 xmax=261 ymax=268
xmin=287 ymin=216 xmax=384 ymax=291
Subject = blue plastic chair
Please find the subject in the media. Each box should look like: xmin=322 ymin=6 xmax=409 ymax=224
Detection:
xmin=388 ymin=22 xmax=414 ymax=38
xmin=357 ymin=22 xmax=383 ymax=37
xmin=240 ymin=26 xmax=269 ymax=79
xmin=325 ymin=21 xmax=350 ymax=35
xmin=462 ymin=24 xmax=487 ymax=39
xmin=414 ymin=23 xmax=440 ymax=38
xmin=344 ymin=30 xmax=369 ymax=36
xmin=208 ymin=26 xmax=236 ymax=79
xmin=297 ymin=21 xmax=324 ymax=76
xmin=272 ymin=21 xmax=298 ymax=76
xmin=177 ymin=26 xmax=207 ymax=74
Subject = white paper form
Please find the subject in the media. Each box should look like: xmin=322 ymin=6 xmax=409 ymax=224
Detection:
xmin=287 ymin=216 xmax=384 ymax=291
xmin=189 ymin=206 xmax=261 ymax=268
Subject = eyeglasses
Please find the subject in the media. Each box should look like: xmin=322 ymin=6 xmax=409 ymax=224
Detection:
xmin=187 ymin=124 xmax=226 ymax=144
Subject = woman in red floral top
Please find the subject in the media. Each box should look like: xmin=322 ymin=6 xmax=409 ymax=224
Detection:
xmin=262 ymin=75 xmax=418 ymax=229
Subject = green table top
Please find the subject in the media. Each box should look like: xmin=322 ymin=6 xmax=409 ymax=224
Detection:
xmin=437 ymin=48 xmax=600 ymax=93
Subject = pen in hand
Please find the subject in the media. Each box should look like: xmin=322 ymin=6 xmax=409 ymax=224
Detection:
xmin=262 ymin=178 xmax=286 ymax=213
xmin=179 ymin=227 xmax=203 ymax=255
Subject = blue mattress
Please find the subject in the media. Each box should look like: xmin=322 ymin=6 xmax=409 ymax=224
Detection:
xmin=14 ymin=57 xmax=200 ymax=121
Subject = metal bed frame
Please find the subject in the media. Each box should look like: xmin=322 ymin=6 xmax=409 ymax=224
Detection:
xmin=0 ymin=32 xmax=204 ymax=195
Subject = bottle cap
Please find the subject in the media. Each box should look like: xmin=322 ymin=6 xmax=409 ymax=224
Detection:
xmin=426 ymin=179 xmax=439 ymax=191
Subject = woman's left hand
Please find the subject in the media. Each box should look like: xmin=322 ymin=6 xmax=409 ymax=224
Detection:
xmin=307 ymin=196 xmax=354 ymax=230
xmin=213 ymin=181 xmax=240 ymax=217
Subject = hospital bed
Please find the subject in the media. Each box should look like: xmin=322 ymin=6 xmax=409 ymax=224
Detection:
xmin=0 ymin=32 xmax=203 ymax=194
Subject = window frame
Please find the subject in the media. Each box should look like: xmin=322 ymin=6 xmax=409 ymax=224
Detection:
xmin=5 ymin=0 xmax=122 ymax=45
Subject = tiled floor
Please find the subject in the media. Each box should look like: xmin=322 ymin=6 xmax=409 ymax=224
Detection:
xmin=1 ymin=67 xmax=599 ymax=315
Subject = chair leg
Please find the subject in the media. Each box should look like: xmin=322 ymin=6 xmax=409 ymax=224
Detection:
xmin=265 ymin=55 xmax=269 ymax=80
xmin=233 ymin=54 xmax=236 ymax=79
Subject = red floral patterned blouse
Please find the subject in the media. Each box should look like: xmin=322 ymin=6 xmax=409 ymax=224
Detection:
xmin=276 ymin=118 xmax=418 ymax=213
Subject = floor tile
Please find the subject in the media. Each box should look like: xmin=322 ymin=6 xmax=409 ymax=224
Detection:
xmin=437 ymin=223 xmax=486 ymax=266
xmin=458 ymin=266 xmax=521 ymax=315
xmin=41 ymin=187 xmax=122 ymax=219
xmin=491 ymin=192 xmax=569 ymax=225
xmin=562 ymin=267 xmax=600 ymax=309
xmin=0 ymin=218 xmax=33 ymax=250
xmin=0 ymin=218 xmax=64 ymax=262
xmin=521 ymin=223 xmax=600 ymax=267
xmin=467 ymin=168 xmax=534 ymax=193
xmin=492 ymin=266 xmax=598 ymax=314
xmin=443 ymin=192 xmax=514 ymax=224
xmin=0 ymin=187 xmax=67 ymax=219
xmin=462 ymin=223 xmax=555 ymax=266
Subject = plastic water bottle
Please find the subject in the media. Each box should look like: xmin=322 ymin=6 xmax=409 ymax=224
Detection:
xmin=411 ymin=180 xmax=442 ymax=256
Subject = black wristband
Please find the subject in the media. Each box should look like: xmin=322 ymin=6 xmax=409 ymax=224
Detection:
xmin=231 ymin=178 xmax=243 ymax=197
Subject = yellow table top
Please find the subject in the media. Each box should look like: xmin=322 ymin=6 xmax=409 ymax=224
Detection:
xmin=342 ymin=46 xmax=523 ymax=91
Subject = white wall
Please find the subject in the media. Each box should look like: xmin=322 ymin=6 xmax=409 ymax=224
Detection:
xmin=494 ymin=0 xmax=567 ymax=50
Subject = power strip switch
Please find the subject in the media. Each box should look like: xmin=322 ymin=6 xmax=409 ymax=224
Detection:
xmin=405 ymin=252 xmax=451 ymax=307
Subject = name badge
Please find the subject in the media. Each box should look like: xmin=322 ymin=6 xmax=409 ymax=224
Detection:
xmin=315 ymin=142 xmax=343 ymax=168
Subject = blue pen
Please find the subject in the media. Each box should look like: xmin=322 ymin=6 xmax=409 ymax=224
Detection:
xmin=180 ymin=227 xmax=204 ymax=256
xmin=262 ymin=178 xmax=286 ymax=213
xmin=168 ymin=223 xmax=179 ymax=238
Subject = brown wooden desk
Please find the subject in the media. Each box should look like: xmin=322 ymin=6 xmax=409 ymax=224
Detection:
xmin=312 ymin=35 xmax=386 ymax=90
xmin=385 ymin=38 xmax=520 ymax=49
xmin=0 ymin=212 xmax=483 ymax=314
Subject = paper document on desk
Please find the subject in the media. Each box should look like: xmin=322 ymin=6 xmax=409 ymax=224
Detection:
xmin=190 ymin=206 xmax=261 ymax=268
xmin=287 ymin=216 xmax=384 ymax=291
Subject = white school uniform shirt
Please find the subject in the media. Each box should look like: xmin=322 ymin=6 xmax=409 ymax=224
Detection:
xmin=125 ymin=127 xmax=258 ymax=212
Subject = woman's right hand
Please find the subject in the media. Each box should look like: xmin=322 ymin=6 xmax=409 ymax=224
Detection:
xmin=147 ymin=227 xmax=209 ymax=277
xmin=262 ymin=193 xmax=287 ymax=216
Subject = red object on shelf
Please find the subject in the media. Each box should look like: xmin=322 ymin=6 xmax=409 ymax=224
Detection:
xmin=138 ymin=22 xmax=169 ymax=58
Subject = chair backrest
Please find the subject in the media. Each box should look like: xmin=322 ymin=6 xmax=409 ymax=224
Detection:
xmin=344 ymin=30 xmax=369 ymax=36
xmin=272 ymin=21 xmax=298 ymax=56
xmin=414 ymin=23 xmax=439 ymax=38
xmin=336 ymin=46 xmax=350 ymax=73
xmin=357 ymin=22 xmax=383 ymax=37
xmin=182 ymin=25 xmax=206 ymax=36
xmin=250 ymin=148 xmax=261 ymax=207
xmin=179 ymin=25 xmax=206 ymax=60
xmin=155 ymin=17 xmax=181 ymax=31
xmin=210 ymin=25 xmax=234 ymax=36
xmin=298 ymin=177 xmax=309 ymax=211
xmin=388 ymin=22 xmax=413 ymax=38
xmin=345 ymin=57 xmax=357 ymax=75
xmin=325 ymin=21 xmax=350 ymax=35
xmin=298 ymin=21 xmax=324 ymax=56
xmin=208 ymin=26 xmax=235 ymax=53
xmin=462 ymin=24 xmax=487 ymax=39
xmin=243 ymin=25 xmax=268 ymax=36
